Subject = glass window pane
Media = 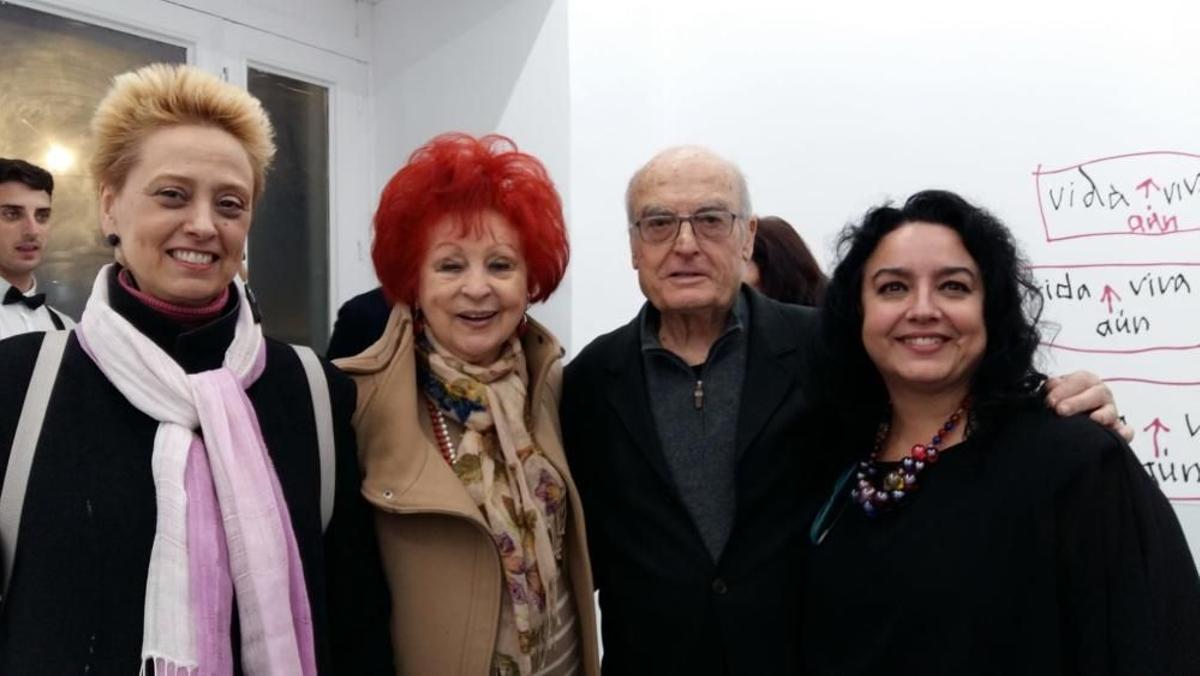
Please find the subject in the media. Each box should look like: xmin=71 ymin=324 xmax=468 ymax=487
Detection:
xmin=0 ymin=3 xmax=185 ymax=318
xmin=246 ymin=68 xmax=330 ymax=352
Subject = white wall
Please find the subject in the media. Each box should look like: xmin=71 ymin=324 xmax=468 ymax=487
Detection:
xmin=369 ymin=0 xmax=574 ymax=348
xmin=18 ymin=0 xmax=371 ymax=68
xmin=167 ymin=0 xmax=372 ymax=62
xmin=567 ymin=0 xmax=1200 ymax=340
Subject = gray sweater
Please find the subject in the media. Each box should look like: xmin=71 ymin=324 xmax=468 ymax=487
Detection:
xmin=639 ymin=292 xmax=749 ymax=560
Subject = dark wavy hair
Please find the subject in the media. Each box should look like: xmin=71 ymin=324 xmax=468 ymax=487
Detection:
xmin=751 ymin=216 xmax=828 ymax=306
xmin=821 ymin=189 xmax=1045 ymax=425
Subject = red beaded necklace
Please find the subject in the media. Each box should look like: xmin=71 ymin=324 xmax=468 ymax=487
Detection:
xmin=851 ymin=397 xmax=970 ymax=517
xmin=424 ymin=397 xmax=457 ymax=465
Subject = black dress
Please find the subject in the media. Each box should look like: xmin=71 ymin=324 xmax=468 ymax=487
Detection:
xmin=801 ymin=404 xmax=1200 ymax=676
xmin=0 ymin=269 xmax=393 ymax=674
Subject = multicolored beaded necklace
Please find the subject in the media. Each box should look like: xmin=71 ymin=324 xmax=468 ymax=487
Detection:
xmin=851 ymin=397 xmax=970 ymax=517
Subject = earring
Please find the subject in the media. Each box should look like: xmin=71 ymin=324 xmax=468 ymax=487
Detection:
xmin=412 ymin=305 xmax=424 ymax=334
xmin=243 ymin=283 xmax=264 ymax=324
xmin=517 ymin=312 xmax=530 ymax=337
xmin=105 ymin=233 xmax=121 ymax=247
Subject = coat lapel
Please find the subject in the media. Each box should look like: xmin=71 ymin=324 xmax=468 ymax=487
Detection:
xmin=735 ymin=290 xmax=799 ymax=461
xmin=602 ymin=315 xmax=676 ymax=489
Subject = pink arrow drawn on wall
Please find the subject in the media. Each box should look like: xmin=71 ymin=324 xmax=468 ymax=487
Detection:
xmin=1136 ymin=178 xmax=1161 ymax=198
xmin=1143 ymin=417 xmax=1171 ymax=458
xmin=1099 ymin=284 xmax=1122 ymax=314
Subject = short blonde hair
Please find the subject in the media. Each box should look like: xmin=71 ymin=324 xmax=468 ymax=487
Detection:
xmin=89 ymin=63 xmax=276 ymax=200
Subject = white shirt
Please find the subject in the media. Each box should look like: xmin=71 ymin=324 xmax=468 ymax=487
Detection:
xmin=0 ymin=277 xmax=75 ymax=340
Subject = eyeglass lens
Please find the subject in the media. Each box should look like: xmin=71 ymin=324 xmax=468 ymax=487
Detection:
xmin=637 ymin=211 xmax=735 ymax=243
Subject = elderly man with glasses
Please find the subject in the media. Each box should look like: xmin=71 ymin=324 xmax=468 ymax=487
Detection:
xmin=561 ymin=145 xmax=1126 ymax=675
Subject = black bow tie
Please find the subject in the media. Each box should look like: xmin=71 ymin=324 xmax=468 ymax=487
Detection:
xmin=3 ymin=285 xmax=46 ymax=310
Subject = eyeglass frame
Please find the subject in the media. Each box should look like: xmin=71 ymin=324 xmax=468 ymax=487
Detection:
xmin=629 ymin=209 xmax=742 ymax=244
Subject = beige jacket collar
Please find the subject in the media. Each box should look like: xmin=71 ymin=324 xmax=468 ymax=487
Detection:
xmin=335 ymin=304 xmax=566 ymax=525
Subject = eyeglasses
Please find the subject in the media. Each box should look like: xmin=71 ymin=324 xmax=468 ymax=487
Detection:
xmin=631 ymin=210 xmax=739 ymax=244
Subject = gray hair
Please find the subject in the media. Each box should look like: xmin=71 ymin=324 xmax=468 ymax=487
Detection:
xmin=624 ymin=145 xmax=753 ymax=225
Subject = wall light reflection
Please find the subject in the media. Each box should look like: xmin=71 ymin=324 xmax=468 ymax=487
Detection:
xmin=43 ymin=143 xmax=75 ymax=173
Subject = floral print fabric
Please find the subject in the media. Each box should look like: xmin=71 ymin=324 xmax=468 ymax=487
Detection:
xmin=418 ymin=332 xmax=569 ymax=675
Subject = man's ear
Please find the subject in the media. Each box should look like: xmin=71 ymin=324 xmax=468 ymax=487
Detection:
xmin=630 ymin=229 xmax=641 ymax=270
xmin=741 ymin=215 xmax=758 ymax=261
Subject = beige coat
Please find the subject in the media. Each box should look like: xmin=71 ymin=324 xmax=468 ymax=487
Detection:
xmin=336 ymin=305 xmax=601 ymax=676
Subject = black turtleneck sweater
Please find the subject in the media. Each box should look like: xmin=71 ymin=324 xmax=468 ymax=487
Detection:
xmin=0 ymin=267 xmax=393 ymax=674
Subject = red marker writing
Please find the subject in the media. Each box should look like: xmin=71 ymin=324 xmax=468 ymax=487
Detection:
xmin=1099 ymin=284 xmax=1122 ymax=314
xmin=1143 ymin=417 xmax=1171 ymax=458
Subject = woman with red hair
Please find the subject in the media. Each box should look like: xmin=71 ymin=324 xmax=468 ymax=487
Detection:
xmin=336 ymin=133 xmax=599 ymax=676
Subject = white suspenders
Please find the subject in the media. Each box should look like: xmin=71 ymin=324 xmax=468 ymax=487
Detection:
xmin=0 ymin=335 xmax=336 ymax=603
xmin=0 ymin=330 xmax=68 ymax=599
xmin=292 ymin=344 xmax=337 ymax=533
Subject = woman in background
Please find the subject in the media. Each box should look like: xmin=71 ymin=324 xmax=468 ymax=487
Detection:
xmin=0 ymin=64 xmax=391 ymax=674
xmin=802 ymin=189 xmax=1200 ymax=674
xmin=337 ymin=133 xmax=600 ymax=676
xmin=745 ymin=215 xmax=827 ymax=306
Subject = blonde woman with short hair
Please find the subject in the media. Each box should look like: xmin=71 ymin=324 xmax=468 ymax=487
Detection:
xmin=0 ymin=63 xmax=392 ymax=674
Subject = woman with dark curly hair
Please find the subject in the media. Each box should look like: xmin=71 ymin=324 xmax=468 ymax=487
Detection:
xmin=801 ymin=190 xmax=1200 ymax=675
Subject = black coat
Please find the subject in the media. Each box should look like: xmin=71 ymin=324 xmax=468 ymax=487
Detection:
xmin=326 ymin=287 xmax=390 ymax=360
xmin=802 ymin=406 xmax=1200 ymax=675
xmin=0 ymin=276 xmax=393 ymax=674
xmin=562 ymin=288 xmax=826 ymax=676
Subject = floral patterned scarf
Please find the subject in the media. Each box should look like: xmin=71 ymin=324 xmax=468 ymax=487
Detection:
xmin=418 ymin=331 xmax=568 ymax=676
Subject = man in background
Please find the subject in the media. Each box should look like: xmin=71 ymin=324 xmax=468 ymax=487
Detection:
xmin=325 ymin=286 xmax=388 ymax=359
xmin=0 ymin=158 xmax=72 ymax=339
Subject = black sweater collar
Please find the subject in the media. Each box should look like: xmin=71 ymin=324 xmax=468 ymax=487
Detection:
xmin=107 ymin=266 xmax=242 ymax=374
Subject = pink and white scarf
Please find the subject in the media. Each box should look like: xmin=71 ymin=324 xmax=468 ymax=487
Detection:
xmin=76 ymin=265 xmax=316 ymax=676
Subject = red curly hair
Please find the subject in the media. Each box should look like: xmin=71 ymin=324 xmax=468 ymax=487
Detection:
xmin=372 ymin=133 xmax=569 ymax=306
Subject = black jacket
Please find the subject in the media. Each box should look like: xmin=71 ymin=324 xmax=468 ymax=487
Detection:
xmin=562 ymin=287 xmax=826 ymax=676
xmin=0 ymin=274 xmax=393 ymax=674
xmin=326 ymin=287 xmax=390 ymax=360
